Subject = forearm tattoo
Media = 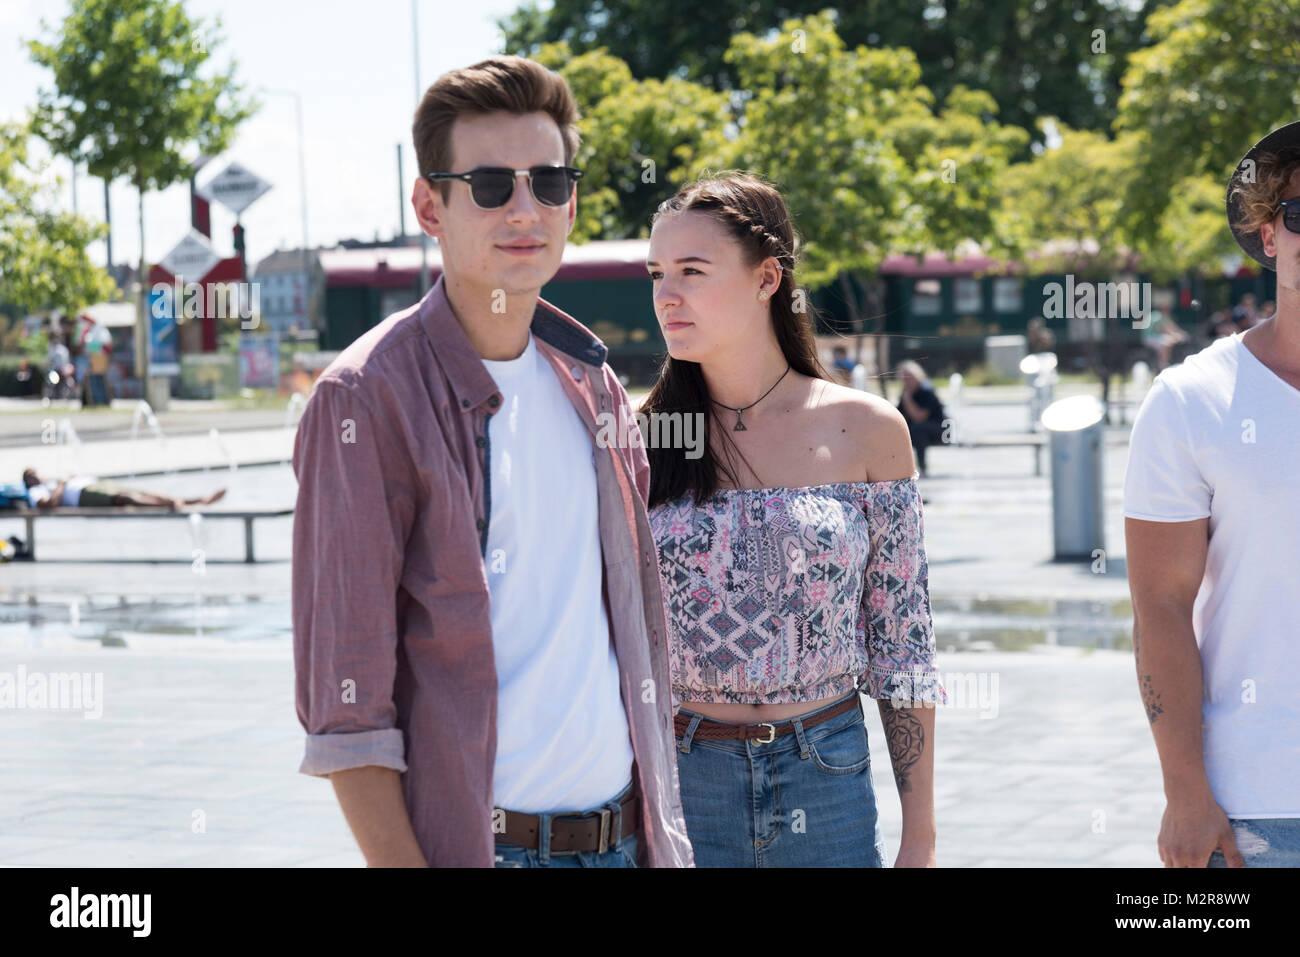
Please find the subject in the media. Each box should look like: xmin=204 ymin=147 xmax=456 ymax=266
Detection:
xmin=1133 ymin=616 xmax=1164 ymax=725
xmin=880 ymin=703 xmax=924 ymax=794
xmin=1140 ymin=673 xmax=1164 ymax=725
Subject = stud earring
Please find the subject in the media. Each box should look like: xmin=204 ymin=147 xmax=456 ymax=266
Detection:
xmin=758 ymin=290 xmax=769 ymax=300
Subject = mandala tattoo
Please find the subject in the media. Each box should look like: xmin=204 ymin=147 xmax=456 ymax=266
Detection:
xmin=881 ymin=703 xmax=924 ymax=794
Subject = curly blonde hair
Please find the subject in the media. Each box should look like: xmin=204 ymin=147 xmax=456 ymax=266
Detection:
xmin=1230 ymin=147 xmax=1300 ymax=234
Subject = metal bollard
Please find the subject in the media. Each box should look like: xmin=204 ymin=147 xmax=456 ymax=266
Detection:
xmin=1041 ymin=395 xmax=1106 ymax=561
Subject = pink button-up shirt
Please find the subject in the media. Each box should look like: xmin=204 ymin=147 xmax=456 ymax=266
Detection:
xmin=291 ymin=274 xmax=694 ymax=867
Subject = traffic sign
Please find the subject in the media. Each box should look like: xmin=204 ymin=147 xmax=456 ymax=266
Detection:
xmin=197 ymin=160 xmax=272 ymax=216
xmin=159 ymin=229 xmax=221 ymax=281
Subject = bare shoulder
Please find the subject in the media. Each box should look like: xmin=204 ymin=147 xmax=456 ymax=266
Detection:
xmin=815 ymin=379 xmax=915 ymax=482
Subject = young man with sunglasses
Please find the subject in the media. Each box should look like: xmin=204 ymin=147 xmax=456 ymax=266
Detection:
xmin=290 ymin=56 xmax=693 ymax=867
xmin=1124 ymin=121 xmax=1300 ymax=867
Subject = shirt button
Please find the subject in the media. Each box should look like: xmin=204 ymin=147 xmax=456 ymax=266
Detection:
xmin=476 ymin=518 xmax=486 ymax=531
xmin=476 ymin=436 xmax=486 ymax=448
xmin=461 ymin=398 xmax=470 ymax=408
xmin=488 ymin=395 xmax=500 ymax=408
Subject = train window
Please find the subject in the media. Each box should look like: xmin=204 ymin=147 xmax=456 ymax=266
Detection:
xmin=993 ymin=277 xmax=1023 ymax=313
xmin=910 ymin=279 xmax=942 ymax=315
xmin=954 ymin=278 xmax=982 ymax=314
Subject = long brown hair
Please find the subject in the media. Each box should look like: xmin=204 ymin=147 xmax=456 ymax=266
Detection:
xmin=643 ymin=171 xmax=831 ymax=509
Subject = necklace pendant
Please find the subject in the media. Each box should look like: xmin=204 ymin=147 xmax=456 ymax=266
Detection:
xmin=733 ymin=412 xmax=747 ymax=431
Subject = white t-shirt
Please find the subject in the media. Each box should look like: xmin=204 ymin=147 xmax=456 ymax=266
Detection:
xmin=27 ymin=476 xmax=96 ymax=507
xmin=1124 ymin=331 xmax=1300 ymax=817
xmin=480 ymin=332 xmax=634 ymax=813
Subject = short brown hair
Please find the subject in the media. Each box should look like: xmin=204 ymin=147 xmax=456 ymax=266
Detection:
xmin=412 ymin=56 xmax=581 ymax=203
xmin=1230 ymin=147 xmax=1300 ymax=234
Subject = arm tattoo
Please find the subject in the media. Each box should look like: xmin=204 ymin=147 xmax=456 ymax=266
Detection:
xmin=1133 ymin=613 xmax=1164 ymax=725
xmin=1140 ymin=673 xmax=1164 ymax=725
xmin=880 ymin=703 xmax=924 ymax=794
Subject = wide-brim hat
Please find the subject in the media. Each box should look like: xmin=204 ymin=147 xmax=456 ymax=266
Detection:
xmin=1226 ymin=120 xmax=1300 ymax=271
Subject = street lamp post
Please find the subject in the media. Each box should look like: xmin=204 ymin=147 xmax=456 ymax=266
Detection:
xmin=258 ymin=87 xmax=311 ymax=334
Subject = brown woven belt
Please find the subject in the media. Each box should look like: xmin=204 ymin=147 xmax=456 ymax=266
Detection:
xmin=494 ymin=783 xmax=639 ymax=853
xmin=674 ymin=693 xmax=862 ymax=744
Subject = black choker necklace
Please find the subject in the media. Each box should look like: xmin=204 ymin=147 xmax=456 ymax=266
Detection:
xmin=710 ymin=364 xmax=791 ymax=431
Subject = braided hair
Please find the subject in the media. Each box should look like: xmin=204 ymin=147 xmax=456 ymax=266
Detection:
xmin=642 ymin=170 xmax=832 ymax=509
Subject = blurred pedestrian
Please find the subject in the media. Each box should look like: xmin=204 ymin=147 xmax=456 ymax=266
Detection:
xmin=830 ymin=344 xmax=856 ymax=385
xmin=1232 ymin=292 xmax=1258 ymax=330
xmin=896 ymin=359 xmax=947 ymax=476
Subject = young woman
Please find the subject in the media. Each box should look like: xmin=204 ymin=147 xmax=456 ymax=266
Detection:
xmin=642 ymin=171 xmax=947 ymax=867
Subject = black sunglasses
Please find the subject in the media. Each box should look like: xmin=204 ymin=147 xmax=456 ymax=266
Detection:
xmin=424 ymin=165 xmax=583 ymax=209
xmin=1276 ymin=198 xmax=1300 ymax=234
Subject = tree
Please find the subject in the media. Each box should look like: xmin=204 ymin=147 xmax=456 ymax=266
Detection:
xmin=0 ymin=121 xmax=117 ymax=317
xmin=27 ymin=0 xmax=257 ymax=380
xmin=530 ymin=42 xmax=731 ymax=242
xmin=499 ymin=0 xmax=1168 ymax=153
xmin=1114 ymin=0 xmax=1300 ymax=245
xmin=697 ymin=12 xmax=1028 ymax=387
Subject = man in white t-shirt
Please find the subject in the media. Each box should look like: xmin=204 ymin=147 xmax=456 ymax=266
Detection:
xmin=1124 ymin=121 xmax=1300 ymax=868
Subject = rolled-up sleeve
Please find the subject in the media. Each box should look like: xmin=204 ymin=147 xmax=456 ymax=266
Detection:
xmin=291 ymin=377 xmax=412 ymax=776
xmin=858 ymin=478 xmax=948 ymax=707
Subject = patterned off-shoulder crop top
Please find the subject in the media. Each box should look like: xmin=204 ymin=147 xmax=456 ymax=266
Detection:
xmin=648 ymin=477 xmax=948 ymax=707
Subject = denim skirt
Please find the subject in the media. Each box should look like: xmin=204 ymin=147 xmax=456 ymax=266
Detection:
xmin=675 ymin=690 xmax=888 ymax=867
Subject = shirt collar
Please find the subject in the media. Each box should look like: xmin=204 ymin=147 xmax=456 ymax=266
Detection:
xmin=418 ymin=272 xmax=609 ymax=412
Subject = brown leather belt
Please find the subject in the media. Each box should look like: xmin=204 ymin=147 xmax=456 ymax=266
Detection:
xmin=494 ymin=783 xmax=639 ymax=854
xmin=674 ymin=693 xmax=861 ymax=743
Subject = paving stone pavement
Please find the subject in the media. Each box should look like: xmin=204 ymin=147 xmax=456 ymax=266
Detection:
xmin=0 ymin=638 xmax=1163 ymax=867
xmin=0 ymin=393 xmax=1169 ymax=867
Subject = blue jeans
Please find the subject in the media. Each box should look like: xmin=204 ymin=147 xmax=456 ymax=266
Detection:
xmin=1207 ymin=819 xmax=1300 ymax=867
xmin=493 ymin=781 xmax=639 ymax=868
xmin=675 ymin=690 xmax=888 ymax=867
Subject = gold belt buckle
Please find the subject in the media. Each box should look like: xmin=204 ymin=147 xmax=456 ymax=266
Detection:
xmin=753 ymin=721 xmax=776 ymax=745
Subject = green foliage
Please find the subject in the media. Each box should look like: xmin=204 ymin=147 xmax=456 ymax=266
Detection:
xmin=499 ymin=1 xmax=1166 ymax=149
xmin=699 ymin=12 xmax=1029 ymax=286
xmin=27 ymin=0 xmax=257 ymax=192
xmin=998 ymin=124 xmax=1137 ymax=276
xmin=532 ymin=42 xmax=731 ymax=242
xmin=536 ymin=13 xmax=1028 ymax=291
xmin=1114 ymin=0 xmax=1300 ymax=243
xmin=0 ymin=122 xmax=117 ymax=314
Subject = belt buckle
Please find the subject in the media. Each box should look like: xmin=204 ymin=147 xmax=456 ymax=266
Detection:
xmin=753 ymin=721 xmax=776 ymax=745
xmin=596 ymin=807 xmax=612 ymax=854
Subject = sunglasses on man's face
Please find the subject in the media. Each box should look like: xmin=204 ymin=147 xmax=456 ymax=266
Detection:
xmin=1277 ymin=198 xmax=1300 ymax=235
xmin=424 ymin=165 xmax=583 ymax=210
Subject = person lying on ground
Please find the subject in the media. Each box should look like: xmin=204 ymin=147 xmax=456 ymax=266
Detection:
xmin=19 ymin=468 xmax=227 ymax=512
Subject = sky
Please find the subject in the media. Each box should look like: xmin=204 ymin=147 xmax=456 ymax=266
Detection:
xmin=0 ymin=0 xmax=530 ymax=271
